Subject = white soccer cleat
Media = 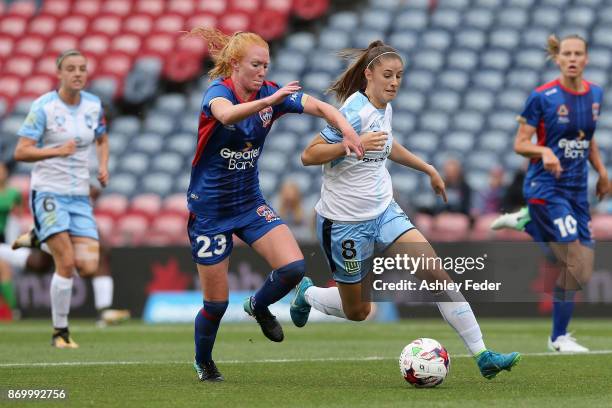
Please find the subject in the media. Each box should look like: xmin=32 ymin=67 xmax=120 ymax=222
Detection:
xmin=548 ymin=333 xmax=589 ymax=353
xmin=490 ymin=207 xmax=531 ymax=231
xmin=98 ymin=309 xmax=131 ymax=327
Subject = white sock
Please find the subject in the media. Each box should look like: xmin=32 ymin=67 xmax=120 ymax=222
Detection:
xmin=41 ymin=243 xmax=51 ymax=255
xmin=50 ymin=273 xmax=73 ymax=329
xmin=436 ymin=293 xmax=486 ymax=355
xmin=92 ymin=276 xmax=113 ymax=310
xmin=304 ymin=286 xmax=346 ymax=319
xmin=0 ymin=244 xmax=31 ymax=269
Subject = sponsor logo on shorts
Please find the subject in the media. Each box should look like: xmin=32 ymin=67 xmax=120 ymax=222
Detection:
xmin=256 ymin=205 xmax=280 ymax=223
xmin=344 ymin=260 xmax=361 ymax=274
xmin=220 ymin=142 xmax=261 ymax=170
xmin=259 ymin=106 xmax=273 ymax=128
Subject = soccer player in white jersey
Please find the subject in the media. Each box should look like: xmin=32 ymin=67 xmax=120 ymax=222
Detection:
xmin=290 ymin=40 xmax=521 ymax=379
xmin=13 ymin=50 xmax=109 ymax=348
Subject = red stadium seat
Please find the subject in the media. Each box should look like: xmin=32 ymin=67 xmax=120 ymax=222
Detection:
xmin=3 ymin=54 xmax=35 ymax=77
xmin=123 ymin=14 xmax=154 ymax=37
xmin=134 ymin=0 xmax=165 ymax=16
xmin=91 ymin=15 xmax=123 ymax=36
xmin=187 ymin=13 xmax=218 ymax=31
xmin=150 ymin=213 xmax=187 ymax=243
xmin=80 ymin=34 xmax=111 ymax=57
xmin=292 ymin=0 xmax=329 ymax=20
xmin=430 ymin=213 xmax=470 ymax=242
xmin=264 ymin=0 xmax=291 ymax=13
xmin=95 ymin=213 xmax=115 ymax=242
xmin=413 ymin=213 xmax=433 ymax=236
xmin=167 ymin=0 xmax=195 ymax=17
xmin=73 ymin=0 xmax=102 ymax=18
xmin=47 ymin=34 xmax=79 ymax=54
xmin=8 ymin=174 xmax=30 ymax=195
xmin=57 ymin=15 xmax=90 ymax=37
xmin=83 ymin=54 xmax=99 ymax=77
xmin=219 ymin=12 xmax=251 ymax=34
xmin=96 ymin=193 xmax=129 ymax=216
xmin=471 ymin=213 xmax=500 ymax=241
xmin=21 ymin=74 xmax=55 ymax=98
xmin=196 ymin=0 xmax=226 ymax=15
xmin=229 ymin=0 xmax=260 ymax=13
xmin=0 ymin=16 xmax=28 ymax=38
xmin=164 ymin=49 xmax=202 ymax=82
xmin=101 ymin=0 xmax=133 ymax=17
xmin=97 ymin=52 xmax=132 ymax=78
xmin=130 ymin=193 xmax=162 ymax=218
xmin=142 ymin=33 xmax=176 ymax=58
xmin=27 ymin=15 xmax=58 ymax=37
xmin=110 ymin=34 xmax=142 ymax=56
xmin=251 ymin=9 xmax=288 ymax=40
xmin=15 ymin=35 xmax=47 ymax=58
xmin=592 ymin=214 xmax=612 ymax=240
xmin=154 ymin=14 xmax=185 ymax=34
xmin=41 ymin=0 xmax=72 ymax=18
xmin=116 ymin=213 xmax=149 ymax=246
xmin=176 ymin=35 xmax=207 ymax=57
xmin=7 ymin=1 xmax=36 ymax=18
xmin=0 ymin=35 xmax=14 ymax=58
xmin=0 ymin=75 xmax=22 ymax=99
xmin=162 ymin=193 xmax=188 ymax=217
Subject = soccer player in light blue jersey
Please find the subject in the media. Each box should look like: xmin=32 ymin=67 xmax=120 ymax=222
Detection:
xmin=291 ymin=40 xmax=520 ymax=380
xmin=185 ymin=28 xmax=364 ymax=382
xmin=13 ymin=50 xmax=109 ymax=348
xmin=492 ymin=35 xmax=609 ymax=352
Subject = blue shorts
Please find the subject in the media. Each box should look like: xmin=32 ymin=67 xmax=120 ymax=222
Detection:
xmin=525 ymin=195 xmax=592 ymax=245
xmin=31 ymin=191 xmax=98 ymax=242
xmin=316 ymin=201 xmax=415 ymax=284
xmin=187 ymin=203 xmax=284 ymax=265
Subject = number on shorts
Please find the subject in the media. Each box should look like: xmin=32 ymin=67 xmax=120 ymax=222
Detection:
xmin=553 ymin=215 xmax=577 ymax=238
xmin=341 ymin=239 xmax=356 ymax=260
xmin=43 ymin=197 xmax=56 ymax=212
xmin=196 ymin=234 xmax=227 ymax=258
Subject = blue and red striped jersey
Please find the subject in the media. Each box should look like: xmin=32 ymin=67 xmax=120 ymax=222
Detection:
xmin=187 ymin=77 xmax=306 ymax=217
xmin=519 ymin=78 xmax=604 ymax=193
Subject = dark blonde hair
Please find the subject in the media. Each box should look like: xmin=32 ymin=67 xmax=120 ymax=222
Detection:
xmin=327 ymin=40 xmax=403 ymax=103
xmin=56 ymin=49 xmax=85 ymax=69
xmin=187 ymin=27 xmax=269 ymax=79
xmin=546 ymin=34 xmax=588 ymax=60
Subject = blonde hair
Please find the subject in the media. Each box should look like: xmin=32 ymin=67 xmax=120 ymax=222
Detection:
xmin=187 ymin=27 xmax=269 ymax=79
xmin=546 ymin=34 xmax=588 ymax=60
xmin=327 ymin=40 xmax=403 ymax=103
xmin=56 ymin=49 xmax=85 ymax=69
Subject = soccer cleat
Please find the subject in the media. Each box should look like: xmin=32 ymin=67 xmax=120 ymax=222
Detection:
xmin=290 ymin=277 xmax=313 ymax=328
xmin=193 ymin=360 xmax=224 ymax=382
xmin=243 ymin=296 xmax=284 ymax=342
xmin=476 ymin=350 xmax=521 ymax=379
xmin=490 ymin=207 xmax=531 ymax=231
xmin=548 ymin=333 xmax=589 ymax=353
xmin=51 ymin=328 xmax=79 ymax=349
xmin=97 ymin=309 xmax=131 ymax=327
xmin=11 ymin=229 xmax=40 ymax=250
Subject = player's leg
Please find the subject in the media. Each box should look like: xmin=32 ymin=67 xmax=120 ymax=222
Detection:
xmin=490 ymin=206 xmax=531 ymax=231
xmin=0 ymin=259 xmax=17 ymax=318
xmin=188 ymin=213 xmax=232 ymax=381
xmin=92 ymin=244 xmax=130 ymax=327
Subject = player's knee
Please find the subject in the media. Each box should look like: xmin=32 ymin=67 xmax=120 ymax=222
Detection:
xmin=275 ymin=259 xmax=305 ymax=287
xmin=345 ymin=304 xmax=371 ymax=321
xmin=73 ymin=242 xmax=99 ymax=277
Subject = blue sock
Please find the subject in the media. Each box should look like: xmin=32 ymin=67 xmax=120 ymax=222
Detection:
xmin=252 ymin=260 xmax=305 ymax=312
xmin=551 ymin=286 xmax=576 ymax=341
xmin=194 ymin=300 xmax=228 ymax=363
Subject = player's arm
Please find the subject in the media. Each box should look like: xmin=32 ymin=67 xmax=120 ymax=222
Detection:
xmin=389 ymin=140 xmax=447 ymax=202
xmin=513 ymin=122 xmax=562 ymax=178
xmin=302 ymin=96 xmax=364 ymax=158
xmin=589 ymin=138 xmax=610 ymax=200
xmin=13 ymin=137 xmax=76 ymax=162
xmin=96 ymin=133 xmax=109 ymax=187
xmin=301 ymin=131 xmax=386 ymax=166
xmin=210 ymin=81 xmax=301 ymax=125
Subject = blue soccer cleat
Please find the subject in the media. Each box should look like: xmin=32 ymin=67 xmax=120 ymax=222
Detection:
xmin=476 ymin=350 xmax=521 ymax=379
xmin=290 ymin=277 xmax=313 ymax=328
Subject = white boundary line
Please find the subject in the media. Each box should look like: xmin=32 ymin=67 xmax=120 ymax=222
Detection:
xmin=2 ymin=350 xmax=612 ymax=368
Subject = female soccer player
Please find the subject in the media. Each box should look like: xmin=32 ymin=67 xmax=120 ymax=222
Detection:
xmin=0 ymin=162 xmax=22 ymax=317
xmin=13 ymin=49 xmax=109 ymax=348
xmin=186 ymin=28 xmax=363 ymax=382
xmin=492 ymin=35 xmax=609 ymax=352
xmin=290 ymin=40 xmax=520 ymax=379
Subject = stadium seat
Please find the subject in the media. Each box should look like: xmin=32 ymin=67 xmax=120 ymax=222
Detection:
xmin=80 ymin=34 xmax=111 ymax=57
xmin=15 ymin=35 xmax=46 ymax=59
xmin=91 ymin=15 xmax=123 ymax=37
xmin=197 ymin=0 xmax=227 ymax=14
xmin=94 ymin=213 xmax=115 ymax=242
xmin=27 ymin=15 xmax=58 ymax=37
xmin=150 ymin=152 xmax=184 ymax=175
xmin=142 ymin=172 xmax=174 ymax=196
xmin=471 ymin=213 xmax=500 ymax=241
xmin=57 ymin=15 xmax=90 ymax=37
xmin=592 ymin=214 xmax=612 ymax=239
xmin=464 ymin=8 xmax=493 ymax=30
xmin=21 ymin=75 xmax=55 ymax=99
xmin=1 ymin=16 xmax=28 ymax=38
xmin=167 ymin=133 xmax=195 ymax=156
xmin=96 ymin=193 xmax=129 ymax=216
xmin=7 ymin=1 xmax=36 ymax=18
xmin=328 ymin=11 xmax=359 ymax=32
xmin=532 ymin=7 xmax=562 ymax=28
xmin=162 ymin=193 xmax=188 ymax=216
xmin=132 ymin=134 xmax=164 ymax=154
xmin=413 ymin=213 xmax=433 ymax=236
xmin=115 ymin=213 xmax=149 ymax=246
xmin=496 ymin=8 xmax=528 ymax=29
xmin=3 ymin=55 xmax=35 ymax=77
xmin=47 ymin=34 xmax=79 ymax=54
xmin=154 ymin=13 xmax=185 ymax=34
xmin=101 ymin=0 xmax=133 ymax=17
xmin=447 ymin=50 xmax=478 ymax=70
xmin=142 ymin=33 xmax=176 ymax=59
xmin=41 ymin=0 xmax=71 ymax=17
xmin=0 ymin=34 xmax=14 ymax=59
xmin=393 ymin=10 xmax=427 ymax=31
xmin=150 ymin=213 xmax=187 ymax=244
xmin=187 ymin=13 xmax=218 ymax=31
xmin=105 ymin=173 xmax=138 ymax=197
xmin=431 ymin=9 xmax=461 ymax=29
xmin=110 ymin=34 xmax=142 ymax=56
xmin=163 ymin=49 xmax=202 ymax=82
xmin=430 ymin=213 xmax=470 ymax=242
xmin=293 ymin=0 xmax=329 ymax=20
xmin=168 ymin=0 xmax=196 ymax=16
xmin=118 ymin=152 xmax=149 ymax=176
xmin=130 ymin=193 xmax=163 ymax=218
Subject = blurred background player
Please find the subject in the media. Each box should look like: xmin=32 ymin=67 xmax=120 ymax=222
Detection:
xmin=186 ymin=28 xmax=363 ymax=382
xmin=12 ymin=49 xmax=109 ymax=348
xmin=292 ymin=40 xmax=520 ymax=379
xmin=491 ymin=35 xmax=609 ymax=352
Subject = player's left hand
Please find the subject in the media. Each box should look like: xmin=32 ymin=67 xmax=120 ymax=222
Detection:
xmin=98 ymin=166 xmax=109 ymax=188
xmin=596 ymin=175 xmax=610 ymax=201
xmin=429 ymin=168 xmax=447 ymax=203
xmin=341 ymin=129 xmax=365 ymax=158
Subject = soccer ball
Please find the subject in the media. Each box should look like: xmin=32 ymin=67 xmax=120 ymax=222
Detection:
xmin=399 ymin=338 xmax=450 ymax=388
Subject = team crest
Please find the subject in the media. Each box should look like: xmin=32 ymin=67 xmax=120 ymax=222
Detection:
xmin=557 ymin=104 xmax=569 ymax=124
xmin=54 ymin=115 xmax=66 ymax=127
xmin=259 ymin=106 xmax=273 ymax=128
xmin=592 ymin=103 xmax=600 ymax=121
xmin=256 ymin=205 xmax=279 ymax=223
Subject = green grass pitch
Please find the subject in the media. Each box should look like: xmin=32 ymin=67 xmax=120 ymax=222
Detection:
xmin=1 ymin=319 xmax=611 ymax=408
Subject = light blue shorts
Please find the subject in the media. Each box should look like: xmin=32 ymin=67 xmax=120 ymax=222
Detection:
xmin=316 ymin=201 xmax=415 ymax=284
xmin=31 ymin=191 xmax=98 ymax=242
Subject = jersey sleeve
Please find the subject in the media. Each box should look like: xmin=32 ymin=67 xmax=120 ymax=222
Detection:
xmin=517 ymin=90 xmax=543 ymax=127
xmin=95 ymin=107 xmax=107 ymax=138
xmin=17 ymin=101 xmax=46 ymax=141
xmin=201 ymin=83 xmax=234 ymax=118
xmin=319 ymin=106 xmax=361 ymax=144
xmin=276 ymin=90 xmax=307 ymax=115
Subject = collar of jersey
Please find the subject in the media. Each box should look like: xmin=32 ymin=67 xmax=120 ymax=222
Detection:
xmin=54 ymin=90 xmax=82 ymax=111
xmin=555 ymin=78 xmax=591 ymax=96
xmin=223 ymin=77 xmax=259 ymax=104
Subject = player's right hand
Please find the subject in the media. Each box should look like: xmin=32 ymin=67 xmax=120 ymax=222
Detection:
xmin=360 ymin=131 xmax=388 ymax=152
xmin=266 ymin=81 xmax=302 ymax=106
xmin=542 ymin=148 xmax=563 ymax=178
xmin=57 ymin=140 xmax=77 ymax=157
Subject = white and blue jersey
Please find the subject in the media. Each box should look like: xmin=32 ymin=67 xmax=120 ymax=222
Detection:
xmin=17 ymin=91 xmax=106 ymax=242
xmin=315 ymin=91 xmax=414 ymax=283
xmin=518 ymin=79 xmax=604 ymax=243
xmin=187 ymin=78 xmax=307 ymax=265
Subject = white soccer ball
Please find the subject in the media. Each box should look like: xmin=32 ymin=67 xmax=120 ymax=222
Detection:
xmin=399 ymin=338 xmax=450 ymax=388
